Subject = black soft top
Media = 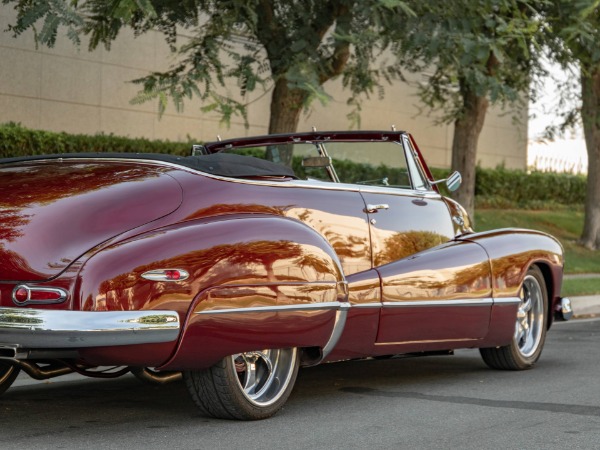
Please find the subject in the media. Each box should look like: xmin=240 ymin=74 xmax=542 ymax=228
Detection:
xmin=0 ymin=152 xmax=297 ymax=179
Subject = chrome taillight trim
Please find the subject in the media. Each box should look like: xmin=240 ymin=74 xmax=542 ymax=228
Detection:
xmin=141 ymin=269 xmax=190 ymax=282
xmin=12 ymin=285 xmax=68 ymax=306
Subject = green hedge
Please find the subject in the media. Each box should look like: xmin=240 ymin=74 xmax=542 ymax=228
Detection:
xmin=474 ymin=166 xmax=586 ymax=208
xmin=0 ymin=122 xmax=587 ymax=207
xmin=0 ymin=122 xmax=190 ymax=157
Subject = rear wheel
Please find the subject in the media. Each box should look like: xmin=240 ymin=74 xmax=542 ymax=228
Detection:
xmin=480 ymin=265 xmax=548 ymax=370
xmin=184 ymin=348 xmax=299 ymax=420
xmin=0 ymin=362 xmax=20 ymax=396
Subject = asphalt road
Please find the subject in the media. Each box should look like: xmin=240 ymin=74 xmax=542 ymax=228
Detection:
xmin=2 ymin=318 xmax=599 ymax=450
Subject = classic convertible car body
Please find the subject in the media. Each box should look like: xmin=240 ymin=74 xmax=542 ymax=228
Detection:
xmin=0 ymin=130 xmax=572 ymax=419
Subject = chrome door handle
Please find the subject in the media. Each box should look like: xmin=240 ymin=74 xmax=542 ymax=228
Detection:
xmin=365 ymin=204 xmax=389 ymax=213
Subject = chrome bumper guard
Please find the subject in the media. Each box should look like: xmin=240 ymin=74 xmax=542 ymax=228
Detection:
xmin=559 ymin=297 xmax=573 ymax=321
xmin=0 ymin=307 xmax=180 ymax=349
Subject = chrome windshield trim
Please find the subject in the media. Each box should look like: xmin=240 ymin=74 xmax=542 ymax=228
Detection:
xmin=382 ymin=298 xmax=494 ymax=308
xmin=0 ymin=308 xmax=180 ymax=348
xmin=196 ymin=302 xmax=341 ymax=315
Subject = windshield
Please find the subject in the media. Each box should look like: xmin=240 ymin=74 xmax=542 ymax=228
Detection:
xmin=223 ymin=140 xmax=414 ymax=189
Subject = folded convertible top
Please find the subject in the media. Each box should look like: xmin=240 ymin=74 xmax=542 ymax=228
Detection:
xmin=0 ymin=151 xmax=297 ymax=179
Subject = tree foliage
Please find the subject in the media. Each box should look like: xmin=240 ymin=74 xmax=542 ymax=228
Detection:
xmin=541 ymin=0 xmax=600 ymax=249
xmin=4 ymin=0 xmax=413 ymax=134
xmin=392 ymin=0 xmax=544 ymax=217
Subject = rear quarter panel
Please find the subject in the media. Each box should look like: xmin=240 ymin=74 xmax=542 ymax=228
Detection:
xmin=75 ymin=215 xmax=346 ymax=368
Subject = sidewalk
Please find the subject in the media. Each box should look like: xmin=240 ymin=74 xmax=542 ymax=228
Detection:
xmin=571 ymin=295 xmax=600 ymax=319
xmin=563 ymin=273 xmax=600 ymax=319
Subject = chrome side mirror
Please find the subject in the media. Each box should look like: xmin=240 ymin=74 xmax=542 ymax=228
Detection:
xmin=445 ymin=171 xmax=462 ymax=192
xmin=431 ymin=171 xmax=462 ymax=192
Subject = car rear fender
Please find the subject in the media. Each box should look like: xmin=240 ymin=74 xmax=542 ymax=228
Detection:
xmin=75 ymin=214 xmax=347 ymax=368
xmin=458 ymin=228 xmax=564 ymax=344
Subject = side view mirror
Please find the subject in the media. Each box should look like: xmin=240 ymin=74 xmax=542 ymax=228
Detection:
xmin=431 ymin=171 xmax=462 ymax=192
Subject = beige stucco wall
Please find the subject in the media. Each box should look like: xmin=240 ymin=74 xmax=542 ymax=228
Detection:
xmin=0 ymin=8 xmax=527 ymax=169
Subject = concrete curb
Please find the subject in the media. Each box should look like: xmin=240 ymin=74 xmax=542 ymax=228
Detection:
xmin=570 ymin=295 xmax=600 ymax=319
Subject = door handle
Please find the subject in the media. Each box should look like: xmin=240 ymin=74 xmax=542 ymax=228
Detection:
xmin=365 ymin=204 xmax=389 ymax=213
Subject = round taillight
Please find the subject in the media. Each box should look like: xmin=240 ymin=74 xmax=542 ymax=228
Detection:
xmin=13 ymin=287 xmax=29 ymax=303
xmin=12 ymin=285 xmax=68 ymax=305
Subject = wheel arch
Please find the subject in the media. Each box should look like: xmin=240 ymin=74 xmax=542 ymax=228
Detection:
xmin=532 ymin=261 xmax=558 ymax=330
xmin=74 ymin=214 xmax=347 ymax=368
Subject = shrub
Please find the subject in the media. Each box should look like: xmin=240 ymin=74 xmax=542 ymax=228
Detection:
xmin=0 ymin=122 xmax=190 ymax=157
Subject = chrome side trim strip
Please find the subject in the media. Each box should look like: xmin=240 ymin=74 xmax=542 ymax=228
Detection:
xmin=320 ymin=302 xmax=351 ymax=360
xmin=0 ymin=308 xmax=180 ymax=348
xmin=375 ymin=337 xmax=478 ymax=346
xmin=382 ymin=298 xmax=494 ymax=308
xmin=352 ymin=303 xmax=383 ymax=309
xmin=493 ymin=297 xmax=521 ymax=305
xmin=196 ymin=302 xmax=341 ymax=315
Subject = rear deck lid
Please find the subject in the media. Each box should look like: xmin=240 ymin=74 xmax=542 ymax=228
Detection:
xmin=0 ymin=159 xmax=183 ymax=281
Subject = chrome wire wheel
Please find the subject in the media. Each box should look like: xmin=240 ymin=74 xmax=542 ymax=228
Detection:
xmin=515 ymin=274 xmax=545 ymax=358
xmin=232 ymin=348 xmax=297 ymax=407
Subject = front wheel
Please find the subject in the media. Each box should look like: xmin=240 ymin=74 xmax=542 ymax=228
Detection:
xmin=184 ymin=348 xmax=299 ymax=420
xmin=480 ymin=265 xmax=548 ymax=370
xmin=0 ymin=362 xmax=20 ymax=396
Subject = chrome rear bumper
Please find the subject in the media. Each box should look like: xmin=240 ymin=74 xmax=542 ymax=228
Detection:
xmin=0 ymin=307 xmax=180 ymax=349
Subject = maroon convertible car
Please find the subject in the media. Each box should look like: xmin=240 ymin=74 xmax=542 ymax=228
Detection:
xmin=0 ymin=130 xmax=572 ymax=420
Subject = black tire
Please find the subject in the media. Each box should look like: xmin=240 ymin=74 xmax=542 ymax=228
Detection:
xmin=480 ymin=265 xmax=548 ymax=370
xmin=130 ymin=367 xmax=182 ymax=385
xmin=0 ymin=362 xmax=20 ymax=396
xmin=184 ymin=348 xmax=299 ymax=420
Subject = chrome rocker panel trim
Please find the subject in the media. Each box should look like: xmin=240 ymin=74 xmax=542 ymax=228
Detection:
xmin=0 ymin=307 xmax=180 ymax=349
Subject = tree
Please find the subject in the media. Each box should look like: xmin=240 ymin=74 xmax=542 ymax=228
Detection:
xmin=4 ymin=0 xmax=413 ymax=165
xmin=541 ymin=0 xmax=600 ymax=250
xmin=393 ymin=0 xmax=542 ymax=217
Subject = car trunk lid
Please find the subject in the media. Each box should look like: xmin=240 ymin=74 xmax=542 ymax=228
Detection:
xmin=0 ymin=160 xmax=183 ymax=281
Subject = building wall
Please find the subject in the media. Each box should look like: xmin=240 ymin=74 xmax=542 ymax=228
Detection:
xmin=0 ymin=8 xmax=527 ymax=169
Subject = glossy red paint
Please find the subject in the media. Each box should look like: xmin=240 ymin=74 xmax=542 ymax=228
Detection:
xmin=459 ymin=228 xmax=564 ymax=327
xmin=376 ymin=240 xmax=492 ymax=345
xmin=0 ymin=161 xmax=182 ymax=281
xmin=323 ymin=269 xmax=380 ymax=362
xmin=0 ymin=131 xmax=568 ymax=404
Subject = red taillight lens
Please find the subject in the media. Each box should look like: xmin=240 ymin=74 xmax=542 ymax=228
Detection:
xmin=141 ymin=269 xmax=189 ymax=282
xmin=13 ymin=287 xmax=29 ymax=303
xmin=12 ymin=285 xmax=68 ymax=305
xmin=164 ymin=270 xmax=181 ymax=280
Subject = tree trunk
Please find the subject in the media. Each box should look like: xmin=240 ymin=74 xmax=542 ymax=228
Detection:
xmin=451 ymin=83 xmax=489 ymax=219
xmin=580 ymin=68 xmax=600 ymax=250
xmin=265 ymin=77 xmax=309 ymax=166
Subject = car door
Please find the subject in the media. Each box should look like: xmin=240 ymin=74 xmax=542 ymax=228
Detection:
xmin=356 ymin=135 xmax=493 ymax=347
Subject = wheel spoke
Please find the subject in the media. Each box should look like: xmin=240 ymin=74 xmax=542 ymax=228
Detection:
xmin=231 ymin=348 xmax=298 ymax=408
xmin=514 ymin=274 xmax=545 ymax=358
